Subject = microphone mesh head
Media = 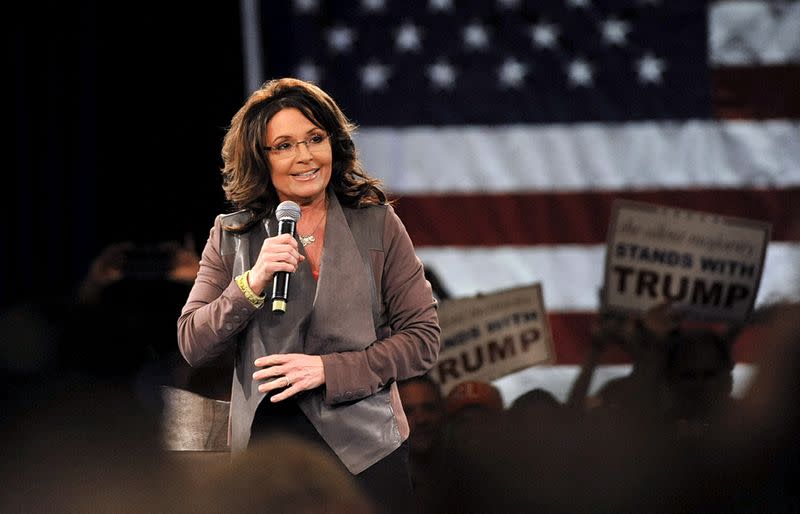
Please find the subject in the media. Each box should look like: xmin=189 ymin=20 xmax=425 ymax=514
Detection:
xmin=275 ymin=201 xmax=301 ymax=222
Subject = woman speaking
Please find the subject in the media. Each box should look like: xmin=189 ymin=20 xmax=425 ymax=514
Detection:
xmin=177 ymin=78 xmax=440 ymax=511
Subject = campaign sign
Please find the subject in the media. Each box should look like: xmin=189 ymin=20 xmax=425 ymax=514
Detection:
xmin=431 ymin=284 xmax=555 ymax=395
xmin=603 ymin=200 xmax=771 ymax=322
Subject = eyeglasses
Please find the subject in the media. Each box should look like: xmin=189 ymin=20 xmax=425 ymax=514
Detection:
xmin=263 ymin=132 xmax=330 ymax=160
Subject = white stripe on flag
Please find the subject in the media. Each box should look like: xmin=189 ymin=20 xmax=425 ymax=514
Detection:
xmin=417 ymin=242 xmax=800 ymax=311
xmin=356 ymin=121 xmax=800 ymax=194
xmin=710 ymin=1 xmax=800 ymax=65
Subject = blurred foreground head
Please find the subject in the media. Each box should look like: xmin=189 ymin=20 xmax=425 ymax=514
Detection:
xmin=200 ymin=433 xmax=376 ymax=514
xmin=1 ymin=380 xmax=185 ymax=513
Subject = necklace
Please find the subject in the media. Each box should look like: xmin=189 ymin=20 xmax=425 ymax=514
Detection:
xmin=298 ymin=208 xmax=326 ymax=247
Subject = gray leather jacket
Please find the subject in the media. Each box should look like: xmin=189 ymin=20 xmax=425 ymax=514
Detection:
xmin=178 ymin=193 xmax=440 ymax=473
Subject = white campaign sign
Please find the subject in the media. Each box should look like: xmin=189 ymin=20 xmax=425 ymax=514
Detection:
xmin=603 ymin=200 xmax=771 ymax=322
xmin=431 ymin=284 xmax=555 ymax=395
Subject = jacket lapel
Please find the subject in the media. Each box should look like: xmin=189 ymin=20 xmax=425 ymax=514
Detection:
xmin=305 ymin=193 xmax=377 ymax=353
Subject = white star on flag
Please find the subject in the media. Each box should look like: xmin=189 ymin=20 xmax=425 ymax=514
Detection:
xmin=530 ymin=22 xmax=559 ymax=49
xmin=361 ymin=0 xmax=385 ymax=12
xmin=396 ymin=22 xmax=422 ymax=52
xmin=428 ymin=60 xmax=457 ymax=89
xmin=498 ymin=57 xmax=528 ymax=88
xmin=428 ymin=0 xmax=453 ymax=12
xmin=638 ymin=53 xmax=666 ymax=83
xmin=567 ymin=58 xmax=594 ymax=86
xmin=361 ymin=62 xmax=391 ymax=91
xmin=567 ymin=0 xmax=591 ymax=7
xmin=326 ymin=26 xmax=355 ymax=53
xmin=497 ymin=0 xmax=521 ymax=9
xmin=293 ymin=0 xmax=318 ymax=14
xmin=463 ymin=21 xmax=490 ymax=50
xmin=602 ymin=18 xmax=631 ymax=46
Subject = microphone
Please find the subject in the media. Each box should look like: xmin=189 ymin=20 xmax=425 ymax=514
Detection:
xmin=271 ymin=201 xmax=302 ymax=313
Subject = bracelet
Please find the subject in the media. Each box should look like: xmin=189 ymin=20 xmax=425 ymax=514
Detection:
xmin=235 ymin=270 xmax=265 ymax=308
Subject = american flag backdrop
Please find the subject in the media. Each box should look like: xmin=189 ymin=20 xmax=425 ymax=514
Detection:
xmin=254 ymin=0 xmax=800 ymax=364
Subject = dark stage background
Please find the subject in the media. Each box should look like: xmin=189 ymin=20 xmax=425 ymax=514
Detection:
xmin=10 ymin=2 xmax=244 ymax=308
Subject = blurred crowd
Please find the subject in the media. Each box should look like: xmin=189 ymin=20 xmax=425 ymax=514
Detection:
xmin=2 ymin=240 xmax=800 ymax=513
xmin=398 ymin=301 xmax=800 ymax=513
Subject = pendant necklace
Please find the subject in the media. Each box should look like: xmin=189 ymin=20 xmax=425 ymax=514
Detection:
xmin=298 ymin=208 xmax=326 ymax=247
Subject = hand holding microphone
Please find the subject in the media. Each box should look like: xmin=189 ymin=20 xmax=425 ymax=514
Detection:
xmin=247 ymin=201 xmax=304 ymax=312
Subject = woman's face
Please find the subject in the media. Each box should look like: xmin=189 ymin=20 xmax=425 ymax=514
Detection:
xmin=265 ymin=107 xmax=332 ymax=206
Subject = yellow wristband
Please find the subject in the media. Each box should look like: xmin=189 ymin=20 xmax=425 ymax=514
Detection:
xmin=235 ymin=270 xmax=265 ymax=308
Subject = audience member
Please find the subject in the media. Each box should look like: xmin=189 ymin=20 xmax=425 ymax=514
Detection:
xmin=65 ymin=240 xmax=232 ymax=412
xmin=662 ymin=327 xmax=737 ymax=439
xmin=507 ymin=387 xmax=565 ymax=430
xmin=438 ymin=380 xmax=507 ymax=512
xmin=443 ymin=379 xmax=505 ymax=463
xmin=445 ymin=380 xmax=504 ymax=420
xmin=568 ymin=304 xmax=684 ymax=425
xmin=398 ymin=374 xmax=447 ymax=513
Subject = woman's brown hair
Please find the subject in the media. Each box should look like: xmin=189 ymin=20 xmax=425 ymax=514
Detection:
xmin=220 ymin=77 xmax=388 ymax=232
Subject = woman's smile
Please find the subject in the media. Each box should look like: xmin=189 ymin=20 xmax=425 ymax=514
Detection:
xmin=291 ymin=168 xmax=320 ymax=180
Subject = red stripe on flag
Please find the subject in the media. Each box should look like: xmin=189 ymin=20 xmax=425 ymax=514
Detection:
xmin=393 ymin=188 xmax=800 ymax=246
xmin=713 ymin=65 xmax=800 ymax=120
xmin=548 ymin=311 xmax=764 ymax=365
